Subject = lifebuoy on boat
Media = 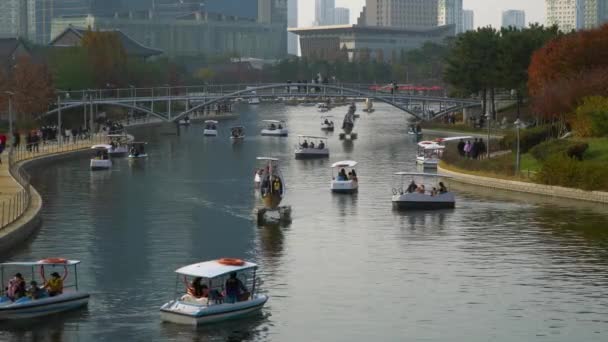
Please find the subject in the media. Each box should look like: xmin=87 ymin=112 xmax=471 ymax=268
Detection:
xmin=217 ymin=258 xmax=245 ymax=266
xmin=39 ymin=258 xmax=68 ymax=264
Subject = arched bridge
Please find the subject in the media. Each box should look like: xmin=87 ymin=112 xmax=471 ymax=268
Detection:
xmin=43 ymin=83 xmax=480 ymax=124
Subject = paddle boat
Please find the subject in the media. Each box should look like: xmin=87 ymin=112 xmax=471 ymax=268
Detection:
xmin=178 ymin=116 xmax=191 ymax=126
xmin=257 ymin=157 xmax=286 ymax=209
xmin=339 ymin=110 xmax=357 ymax=140
xmin=247 ymin=90 xmax=261 ymax=105
xmin=106 ymin=134 xmax=134 ymax=157
xmin=392 ymin=172 xmax=455 ymax=210
xmin=363 ymin=98 xmax=375 ymax=113
xmin=230 ymin=126 xmax=245 ymax=141
xmin=330 ymin=160 xmax=358 ymax=194
xmin=160 ymin=258 xmax=268 ymax=326
xmin=128 ymin=142 xmax=148 ymax=158
xmin=203 ymin=120 xmax=219 ymax=136
xmin=321 ymin=116 xmax=335 ymax=131
xmin=261 ymin=120 xmax=288 ymax=137
xmin=318 ymin=103 xmax=330 ymax=113
xmin=416 ymin=141 xmax=445 ymax=168
xmin=349 ymin=103 xmax=360 ymax=118
xmin=408 ymin=123 xmax=422 ymax=136
xmin=0 ymin=259 xmax=89 ymax=320
xmin=295 ymin=135 xmax=329 ymax=159
xmin=90 ymin=145 xmax=112 ymax=170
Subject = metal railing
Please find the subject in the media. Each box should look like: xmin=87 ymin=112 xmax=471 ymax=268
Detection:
xmin=0 ymin=134 xmax=106 ymax=229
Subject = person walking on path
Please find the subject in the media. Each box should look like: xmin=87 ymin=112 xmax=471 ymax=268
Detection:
xmin=457 ymin=139 xmax=465 ymax=157
xmin=471 ymin=138 xmax=479 ymax=160
xmin=478 ymin=138 xmax=487 ymax=160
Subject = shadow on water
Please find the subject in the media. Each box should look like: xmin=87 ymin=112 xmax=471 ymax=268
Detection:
xmin=341 ymin=140 xmax=354 ymax=154
xmin=0 ymin=307 xmax=89 ymax=342
xmin=392 ymin=209 xmax=450 ymax=232
xmin=257 ymin=223 xmax=287 ymax=260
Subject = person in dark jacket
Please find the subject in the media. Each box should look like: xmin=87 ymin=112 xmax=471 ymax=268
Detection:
xmin=457 ymin=139 xmax=465 ymax=157
xmin=470 ymin=138 xmax=479 ymax=160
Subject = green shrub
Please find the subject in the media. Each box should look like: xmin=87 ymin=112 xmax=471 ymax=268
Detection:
xmin=501 ymin=125 xmax=556 ymax=153
xmin=574 ymin=96 xmax=608 ymax=137
xmin=537 ymin=154 xmax=608 ymax=191
xmin=529 ymin=139 xmax=589 ymax=161
xmin=442 ymin=144 xmax=516 ymax=176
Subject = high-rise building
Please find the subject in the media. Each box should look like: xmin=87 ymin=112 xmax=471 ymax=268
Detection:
xmin=438 ymin=0 xmax=463 ymax=33
xmin=462 ymin=9 xmax=474 ymax=31
xmin=545 ymin=0 xmax=608 ymax=31
xmin=0 ymin=0 xmax=36 ymax=42
xmin=502 ymin=10 xmax=526 ymax=29
xmin=288 ymin=0 xmax=298 ymax=55
xmin=363 ymin=0 xmax=439 ymax=29
xmin=334 ymin=7 xmax=350 ymax=25
xmin=315 ymin=0 xmax=335 ymax=26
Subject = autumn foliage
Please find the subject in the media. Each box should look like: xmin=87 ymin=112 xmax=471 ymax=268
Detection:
xmin=81 ymin=29 xmax=128 ymax=88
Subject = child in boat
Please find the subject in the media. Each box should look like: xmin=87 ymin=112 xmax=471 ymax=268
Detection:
xmin=44 ymin=272 xmax=63 ymax=296
xmin=6 ymin=273 xmax=26 ymax=301
xmin=27 ymin=281 xmax=47 ymax=299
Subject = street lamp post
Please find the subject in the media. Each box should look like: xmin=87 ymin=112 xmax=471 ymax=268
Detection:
xmin=485 ymin=112 xmax=491 ymax=159
xmin=514 ymin=118 xmax=522 ymax=175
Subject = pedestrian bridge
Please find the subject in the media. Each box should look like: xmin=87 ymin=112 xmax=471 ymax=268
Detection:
xmin=43 ymin=83 xmax=480 ymax=125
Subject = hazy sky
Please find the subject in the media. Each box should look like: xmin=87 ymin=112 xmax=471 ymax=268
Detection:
xmin=298 ymin=0 xmax=546 ymax=28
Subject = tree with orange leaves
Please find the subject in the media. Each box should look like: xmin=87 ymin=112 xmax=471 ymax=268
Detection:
xmin=80 ymin=29 xmax=128 ymax=87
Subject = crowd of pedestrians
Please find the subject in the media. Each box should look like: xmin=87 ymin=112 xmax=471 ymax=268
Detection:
xmin=457 ymin=138 xmax=487 ymax=160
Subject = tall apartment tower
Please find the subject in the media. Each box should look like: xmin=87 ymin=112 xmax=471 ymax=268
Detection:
xmin=545 ymin=0 xmax=608 ymax=31
xmin=438 ymin=0 xmax=463 ymax=33
xmin=334 ymin=7 xmax=350 ymax=25
xmin=502 ymin=10 xmax=526 ymax=29
xmin=364 ymin=0 xmax=439 ymax=28
xmin=0 ymin=0 xmax=36 ymax=41
xmin=462 ymin=9 xmax=474 ymax=31
xmin=315 ymin=0 xmax=335 ymax=26
xmin=288 ymin=0 xmax=298 ymax=55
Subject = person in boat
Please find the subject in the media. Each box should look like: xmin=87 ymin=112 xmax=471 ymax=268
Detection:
xmin=416 ymin=184 xmax=426 ymax=194
xmin=272 ymin=177 xmax=283 ymax=195
xmin=318 ymin=141 xmax=325 ymax=149
xmin=261 ymin=176 xmax=270 ymax=196
xmin=431 ymin=187 xmax=438 ymax=196
xmin=225 ymin=272 xmax=248 ymax=304
xmin=337 ymin=168 xmax=348 ymax=181
xmin=301 ymin=140 xmax=309 ymax=148
xmin=6 ymin=273 xmax=26 ymax=301
xmin=324 ymin=118 xmax=330 ymax=125
xmin=270 ymin=123 xmax=276 ymax=130
xmin=44 ymin=272 xmax=63 ymax=297
xmin=439 ymin=182 xmax=448 ymax=194
xmin=278 ymin=124 xmax=283 ymax=129
xmin=309 ymin=141 xmax=315 ymax=149
xmin=407 ymin=180 xmax=418 ymax=193
xmin=188 ymin=277 xmax=209 ymax=298
xmin=351 ymin=169 xmax=357 ymax=181
xmin=27 ymin=281 xmax=47 ymax=300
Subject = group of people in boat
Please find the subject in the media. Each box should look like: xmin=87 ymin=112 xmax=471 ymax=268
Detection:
xmin=336 ymin=168 xmax=357 ymax=182
xmin=268 ymin=123 xmax=283 ymax=130
xmin=4 ymin=272 xmax=63 ymax=302
xmin=205 ymin=123 xmax=217 ymax=130
xmin=260 ymin=172 xmax=283 ymax=197
xmin=406 ymin=181 xmax=448 ymax=196
xmin=300 ymin=140 xmax=325 ymax=150
xmin=231 ymin=127 xmax=244 ymax=138
xmin=94 ymin=149 xmax=109 ymax=160
xmin=323 ymin=118 xmax=334 ymax=126
xmin=187 ymin=272 xmax=249 ymax=304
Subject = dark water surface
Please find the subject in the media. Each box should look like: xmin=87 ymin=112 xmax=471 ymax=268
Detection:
xmin=2 ymin=103 xmax=608 ymax=341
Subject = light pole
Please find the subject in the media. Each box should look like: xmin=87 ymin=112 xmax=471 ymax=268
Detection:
xmin=4 ymin=91 xmax=14 ymax=139
xmin=485 ymin=112 xmax=491 ymax=159
xmin=514 ymin=118 xmax=522 ymax=175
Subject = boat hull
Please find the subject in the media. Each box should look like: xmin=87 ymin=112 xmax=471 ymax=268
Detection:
xmin=416 ymin=157 xmax=438 ymax=168
xmin=90 ymin=159 xmax=111 ymax=170
xmin=0 ymin=293 xmax=89 ymax=320
xmin=391 ymin=193 xmax=455 ymax=210
xmin=331 ymin=180 xmax=358 ymax=194
xmin=261 ymin=129 xmax=288 ymax=137
xmin=295 ymin=148 xmax=329 ymax=159
xmin=128 ymin=154 xmax=148 ymax=159
xmin=160 ymin=295 xmax=268 ymax=326
xmin=262 ymin=194 xmax=283 ymax=209
xmin=203 ymin=130 xmax=218 ymax=136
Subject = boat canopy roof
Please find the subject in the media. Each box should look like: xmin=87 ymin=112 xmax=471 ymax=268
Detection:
xmin=91 ymin=144 xmax=112 ymax=150
xmin=175 ymin=260 xmax=258 ymax=279
xmin=435 ymin=136 xmax=473 ymax=142
xmin=418 ymin=141 xmax=445 ymax=150
xmin=395 ymin=172 xmax=452 ymax=178
xmin=204 ymin=120 xmax=219 ymax=124
xmin=262 ymin=120 xmax=285 ymax=124
xmin=257 ymin=157 xmax=279 ymax=161
xmin=298 ymin=135 xmax=327 ymax=140
xmin=1 ymin=260 xmax=81 ymax=267
xmin=332 ymin=160 xmax=357 ymax=168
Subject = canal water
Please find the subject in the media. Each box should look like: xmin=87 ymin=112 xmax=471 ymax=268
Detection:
xmin=2 ymin=103 xmax=608 ymax=341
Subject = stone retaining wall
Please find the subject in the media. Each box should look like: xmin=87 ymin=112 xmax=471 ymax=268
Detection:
xmin=438 ymin=165 xmax=608 ymax=204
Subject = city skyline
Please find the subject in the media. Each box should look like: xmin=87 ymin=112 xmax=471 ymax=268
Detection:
xmin=297 ymin=0 xmax=545 ymax=28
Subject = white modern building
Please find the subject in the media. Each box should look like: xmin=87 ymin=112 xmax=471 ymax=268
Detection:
xmin=438 ymin=0 xmax=463 ymax=34
xmin=334 ymin=7 xmax=350 ymax=25
xmin=0 ymin=0 xmax=36 ymax=42
xmin=288 ymin=0 xmax=298 ymax=55
xmin=462 ymin=9 xmax=474 ymax=31
xmin=315 ymin=0 xmax=335 ymax=26
xmin=546 ymin=0 xmax=608 ymax=31
xmin=502 ymin=10 xmax=526 ymax=29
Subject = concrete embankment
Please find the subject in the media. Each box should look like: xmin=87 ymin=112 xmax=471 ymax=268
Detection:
xmin=438 ymin=164 xmax=608 ymax=204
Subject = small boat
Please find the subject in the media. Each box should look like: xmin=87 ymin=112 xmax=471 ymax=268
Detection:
xmin=90 ymin=145 xmax=112 ymax=170
xmin=408 ymin=123 xmax=422 ymax=135
xmin=178 ymin=116 xmax=191 ymax=126
xmin=416 ymin=141 xmax=444 ymax=169
xmin=261 ymin=120 xmax=288 ymax=137
xmin=106 ymin=134 xmax=134 ymax=157
xmin=295 ymin=135 xmax=329 ymax=159
xmin=247 ymin=90 xmax=261 ymax=105
xmin=203 ymin=120 xmax=219 ymax=136
xmin=230 ymin=126 xmax=245 ymax=141
xmin=363 ymin=98 xmax=375 ymax=113
xmin=0 ymin=259 xmax=89 ymax=320
xmin=257 ymin=157 xmax=286 ymax=209
xmin=349 ymin=103 xmax=360 ymax=118
xmin=330 ymin=160 xmax=358 ymax=194
xmin=392 ymin=172 xmax=455 ymax=210
xmin=160 ymin=258 xmax=268 ymax=326
xmin=320 ymin=116 xmax=335 ymax=131
xmin=339 ymin=109 xmax=357 ymax=140
xmin=128 ymin=142 xmax=148 ymax=158
xmin=317 ymin=103 xmax=330 ymax=113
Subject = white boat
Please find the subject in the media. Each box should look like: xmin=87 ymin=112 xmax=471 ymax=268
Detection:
xmin=128 ymin=142 xmax=148 ymax=158
xmin=363 ymin=98 xmax=375 ymax=113
xmin=416 ymin=141 xmax=444 ymax=168
xmin=257 ymin=157 xmax=286 ymax=209
xmin=295 ymin=135 xmax=329 ymax=159
xmin=230 ymin=126 xmax=245 ymax=141
xmin=317 ymin=103 xmax=330 ymax=113
xmin=392 ymin=172 xmax=455 ymax=210
xmin=203 ymin=120 xmax=219 ymax=136
xmin=330 ymin=160 xmax=359 ymax=194
xmin=106 ymin=134 xmax=134 ymax=157
xmin=320 ymin=116 xmax=335 ymax=131
xmin=408 ymin=123 xmax=422 ymax=135
xmin=160 ymin=258 xmax=268 ymax=326
xmin=178 ymin=117 xmax=191 ymax=126
xmin=261 ymin=120 xmax=288 ymax=137
xmin=247 ymin=89 xmax=261 ymax=105
xmin=90 ymin=145 xmax=112 ymax=170
xmin=0 ymin=259 xmax=89 ymax=320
